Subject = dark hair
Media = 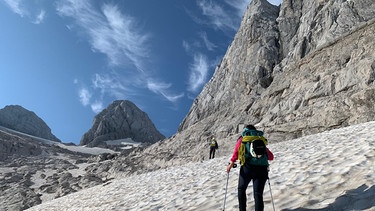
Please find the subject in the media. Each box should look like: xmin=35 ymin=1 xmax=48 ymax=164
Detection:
xmin=245 ymin=124 xmax=256 ymax=130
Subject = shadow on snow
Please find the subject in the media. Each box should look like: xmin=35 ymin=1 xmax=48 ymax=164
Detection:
xmin=281 ymin=184 xmax=375 ymax=211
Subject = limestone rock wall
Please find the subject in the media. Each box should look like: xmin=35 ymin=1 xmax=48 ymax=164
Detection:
xmin=131 ymin=0 xmax=375 ymax=167
xmin=178 ymin=0 xmax=375 ymax=143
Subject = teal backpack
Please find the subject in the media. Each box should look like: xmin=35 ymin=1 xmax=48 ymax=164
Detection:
xmin=243 ymin=139 xmax=269 ymax=166
xmin=240 ymin=128 xmax=269 ymax=166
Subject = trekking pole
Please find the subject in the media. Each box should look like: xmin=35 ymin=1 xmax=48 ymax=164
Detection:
xmin=223 ymin=172 xmax=229 ymax=211
xmin=223 ymin=163 xmax=237 ymax=210
xmin=268 ymin=178 xmax=276 ymax=211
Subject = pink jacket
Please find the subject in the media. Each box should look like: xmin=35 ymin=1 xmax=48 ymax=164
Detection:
xmin=230 ymin=136 xmax=274 ymax=163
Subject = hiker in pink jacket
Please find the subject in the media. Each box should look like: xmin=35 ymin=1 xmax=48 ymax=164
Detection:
xmin=226 ymin=125 xmax=274 ymax=211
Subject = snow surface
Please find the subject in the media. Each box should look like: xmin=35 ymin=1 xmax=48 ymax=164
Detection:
xmin=26 ymin=121 xmax=375 ymax=211
xmin=55 ymin=143 xmax=117 ymax=155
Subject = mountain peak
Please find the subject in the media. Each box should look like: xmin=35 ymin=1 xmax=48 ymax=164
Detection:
xmin=80 ymin=100 xmax=165 ymax=148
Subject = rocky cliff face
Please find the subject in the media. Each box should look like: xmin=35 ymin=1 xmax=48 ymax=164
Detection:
xmin=0 ymin=105 xmax=60 ymax=142
xmin=122 ymin=0 xmax=375 ymax=169
xmin=80 ymin=100 xmax=165 ymax=148
xmin=179 ymin=0 xmax=375 ymax=141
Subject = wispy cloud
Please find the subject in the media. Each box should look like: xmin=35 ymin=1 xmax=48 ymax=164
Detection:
xmin=182 ymin=39 xmax=203 ymax=54
xmin=78 ymin=87 xmax=92 ymax=107
xmin=33 ymin=9 xmax=46 ymax=24
xmin=3 ymin=0 xmax=26 ymax=17
xmin=183 ymin=0 xmax=249 ymax=95
xmin=199 ymin=32 xmax=217 ymax=51
xmin=188 ymin=53 xmax=209 ymax=93
xmin=182 ymin=40 xmax=191 ymax=53
xmin=75 ymin=73 xmax=128 ymax=113
xmin=3 ymin=0 xmax=46 ymax=24
xmin=147 ymin=80 xmax=184 ymax=103
xmin=56 ymin=1 xmax=150 ymax=69
xmin=195 ymin=0 xmax=238 ymax=33
xmin=74 ymin=78 xmax=92 ymax=107
xmin=92 ymin=73 xmax=134 ymax=100
xmin=223 ymin=0 xmax=251 ymax=18
xmin=182 ymin=33 xmax=216 ymax=94
xmin=75 ymin=67 xmax=185 ymax=113
xmin=92 ymin=74 xmax=125 ymax=94
xmin=90 ymin=101 xmax=103 ymax=113
xmin=188 ymin=0 xmax=251 ymax=34
xmin=57 ymin=0 xmax=184 ymax=111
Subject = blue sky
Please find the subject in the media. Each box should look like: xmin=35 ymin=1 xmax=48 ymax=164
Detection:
xmin=0 ymin=0 xmax=281 ymax=144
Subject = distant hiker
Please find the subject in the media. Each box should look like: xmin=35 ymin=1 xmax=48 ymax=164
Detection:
xmin=226 ymin=125 xmax=274 ymax=211
xmin=209 ymin=137 xmax=219 ymax=159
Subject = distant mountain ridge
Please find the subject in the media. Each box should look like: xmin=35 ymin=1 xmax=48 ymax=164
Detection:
xmin=0 ymin=105 xmax=60 ymax=142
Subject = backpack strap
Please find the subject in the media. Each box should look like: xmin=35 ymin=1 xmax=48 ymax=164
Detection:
xmin=242 ymin=135 xmax=268 ymax=145
xmin=238 ymin=142 xmax=246 ymax=166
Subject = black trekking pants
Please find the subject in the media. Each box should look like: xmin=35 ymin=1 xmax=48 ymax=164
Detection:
xmin=209 ymin=147 xmax=216 ymax=159
xmin=238 ymin=164 xmax=268 ymax=211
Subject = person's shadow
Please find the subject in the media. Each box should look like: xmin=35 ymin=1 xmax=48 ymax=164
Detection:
xmin=281 ymin=184 xmax=375 ymax=211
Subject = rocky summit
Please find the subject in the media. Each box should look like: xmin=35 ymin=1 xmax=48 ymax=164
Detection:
xmin=80 ymin=100 xmax=165 ymax=149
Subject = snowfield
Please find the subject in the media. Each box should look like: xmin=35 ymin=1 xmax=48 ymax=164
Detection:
xmin=26 ymin=121 xmax=375 ymax=211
